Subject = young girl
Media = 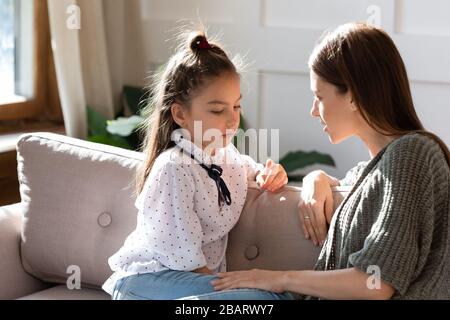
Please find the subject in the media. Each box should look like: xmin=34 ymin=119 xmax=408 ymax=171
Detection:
xmin=102 ymin=32 xmax=289 ymax=300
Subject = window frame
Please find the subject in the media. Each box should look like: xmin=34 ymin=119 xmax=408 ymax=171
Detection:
xmin=0 ymin=0 xmax=60 ymax=123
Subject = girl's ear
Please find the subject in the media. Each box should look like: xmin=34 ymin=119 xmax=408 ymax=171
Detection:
xmin=171 ymin=103 xmax=186 ymax=127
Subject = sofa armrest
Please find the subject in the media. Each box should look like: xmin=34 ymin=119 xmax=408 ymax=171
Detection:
xmin=0 ymin=203 xmax=49 ymax=299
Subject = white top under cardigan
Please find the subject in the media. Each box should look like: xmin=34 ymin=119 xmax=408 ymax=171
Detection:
xmin=102 ymin=132 xmax=264 ymax=295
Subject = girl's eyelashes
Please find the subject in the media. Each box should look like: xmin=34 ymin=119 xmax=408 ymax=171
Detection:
xmin=210 ymin=106 xmax=241 ymax=114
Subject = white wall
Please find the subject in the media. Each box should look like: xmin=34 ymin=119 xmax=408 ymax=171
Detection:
xmin=134 ymin=0 xmax=450 ymax=179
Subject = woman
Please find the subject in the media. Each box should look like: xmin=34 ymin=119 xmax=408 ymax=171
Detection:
xmin=189 ymin=22 xmax=450 ymax=300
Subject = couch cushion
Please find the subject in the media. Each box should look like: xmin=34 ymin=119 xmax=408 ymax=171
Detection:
xmin=17 ymin=133 xmax=143 ymax=288
xmin=0 ymin=203 xmax=50 ymax=299
xmin=18 ymin=285 xmax=109 ymax=300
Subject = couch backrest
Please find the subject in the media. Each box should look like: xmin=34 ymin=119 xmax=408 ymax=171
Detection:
xmin=227 ymin=182 xmax=348 ymax=272
xmin=16 ymin=132 xmax=350 ymax=288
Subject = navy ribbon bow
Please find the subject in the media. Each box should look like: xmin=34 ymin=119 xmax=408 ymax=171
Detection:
xmin=188 ymin=153 xmax=232 ymax=207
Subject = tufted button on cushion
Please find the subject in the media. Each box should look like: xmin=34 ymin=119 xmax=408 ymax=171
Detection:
xmin=245 ymin=245 xmax=259 ymax=260
xmin=97 ymin=212 xmax=112 ymax=228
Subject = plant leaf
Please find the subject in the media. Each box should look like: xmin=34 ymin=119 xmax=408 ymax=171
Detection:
xmin=233 ymin=112 xmax=248 ymax=149
xmin=86 ymin=105 xmax=108 ymax=136
xmin=123 ymin=86 xmax=148 ymax=115
xmin=280 ymin=150 xmax=335 ymax=173
xmin=239 ymin=112 xmax=247 ymax=131
xmin=287 ymin=174 xmax=305 ymax=182
xmin=106 ymin=115 xmax=144 ymax=137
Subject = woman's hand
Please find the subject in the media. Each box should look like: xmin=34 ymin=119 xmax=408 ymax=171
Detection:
xmin=211 ymin=269 xmax=286 ymax=293
xmin=299 ymin=170 xmax=338 ymax=246
xmin=193 ymin=266 xmax=213 ymax=275
xmin=256 ymin=159 xmax=288 ymax=192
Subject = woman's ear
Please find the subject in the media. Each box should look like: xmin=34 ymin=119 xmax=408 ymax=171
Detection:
xmin=171 ymin=103 xmax=186 ymax=127
xmin=349 ymin=95 xmax=357 ymax=111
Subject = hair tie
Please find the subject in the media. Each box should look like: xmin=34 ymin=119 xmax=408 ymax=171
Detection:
xmin=197 ymin=37 xmax=212 ymax=50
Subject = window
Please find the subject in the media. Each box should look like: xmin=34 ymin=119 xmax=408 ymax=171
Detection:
xmin=0 ymin=0 xmax=16 ymax=101
xmin=0 ymin=0 xmax=62 ymax=126
xmin=0 ymin=0 xmax=34 ymax=104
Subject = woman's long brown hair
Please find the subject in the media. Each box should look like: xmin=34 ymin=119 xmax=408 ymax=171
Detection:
xmin=133 ymin=31 xmax=239 ymax=198
xmin=308 ymin=22 xmax=449 ymax=166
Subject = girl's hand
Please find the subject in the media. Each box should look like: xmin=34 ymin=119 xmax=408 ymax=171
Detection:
xmin=211 ymin=269 xmax=285 ymax=293
xmin=256 ymin=159 xmax=288 ymax=192
xmin=299 ymin=170 xmax=337 ymax=246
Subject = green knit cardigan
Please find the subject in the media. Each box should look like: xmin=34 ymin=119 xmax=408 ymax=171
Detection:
xmin=311 ymin=133 xmax=449 ymax=299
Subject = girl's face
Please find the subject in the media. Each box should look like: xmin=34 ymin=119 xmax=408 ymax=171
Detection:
xmin=309 ymin=71 xmax=361 ymax=144
xmin=172 ymin=72 xmax=241 ymax=152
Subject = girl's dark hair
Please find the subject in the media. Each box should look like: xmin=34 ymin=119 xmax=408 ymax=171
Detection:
xmin=134 ymin=31 xmax=239 ymax=196
xmin=308 ymin=22 xmax=449 ymax=166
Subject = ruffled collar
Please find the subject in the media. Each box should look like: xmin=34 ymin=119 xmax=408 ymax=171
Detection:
xmin=172 ymin=130 xmax=232 ymax=206
xmin=172 ymin=130 xmax=222 ymax=166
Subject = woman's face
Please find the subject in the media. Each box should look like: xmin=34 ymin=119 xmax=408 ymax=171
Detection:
xmin=309 ymin=71 xmax=361 ymax=144
xmin=171 ymin=72 xmax=241 ymax=152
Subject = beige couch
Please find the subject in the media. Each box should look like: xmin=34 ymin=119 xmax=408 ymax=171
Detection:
xmin=0 ymin=132 xmax=350 ymax=300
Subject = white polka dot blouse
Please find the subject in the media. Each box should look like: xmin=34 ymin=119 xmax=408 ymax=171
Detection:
xmin=102 ymin=131 xmax=264 ymax=295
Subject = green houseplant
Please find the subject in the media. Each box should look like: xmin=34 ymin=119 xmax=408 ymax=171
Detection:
xmin=87 ymin=86 xmax=335 ymax=181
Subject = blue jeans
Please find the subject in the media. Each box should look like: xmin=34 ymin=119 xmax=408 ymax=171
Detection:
xmin=112 ymin=270 xmax=295 ymax=300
